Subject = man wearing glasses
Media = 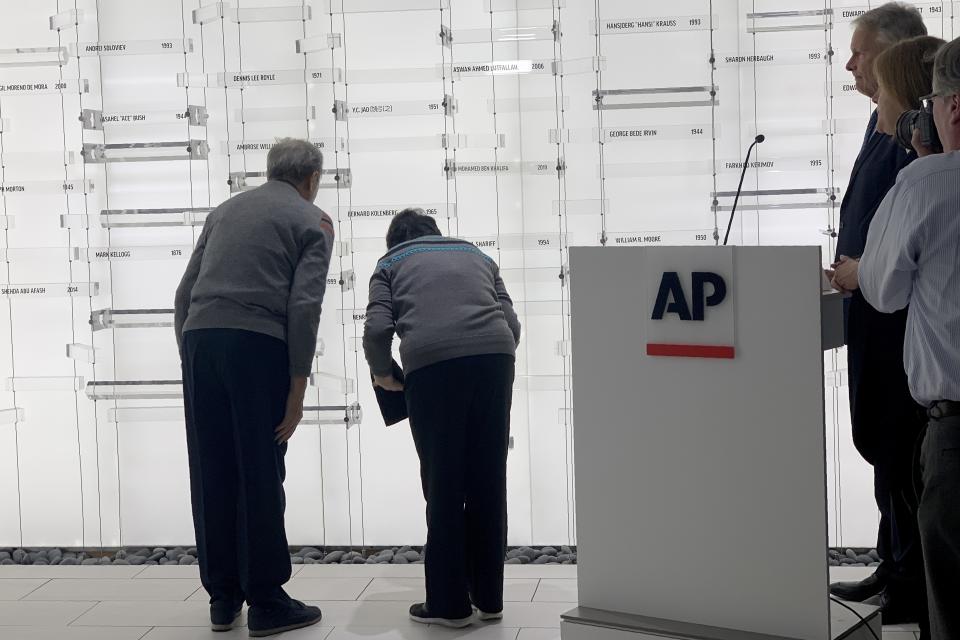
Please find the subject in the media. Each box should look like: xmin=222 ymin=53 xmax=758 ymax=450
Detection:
xmin=825 ymin=3 xmax=929 ymax=626
xmin=860 ymin=37 xmax=960 ymax=640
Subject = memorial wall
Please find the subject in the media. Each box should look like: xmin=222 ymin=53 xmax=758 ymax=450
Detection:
xmin=1 ymin=0 xmax=949 ymax=550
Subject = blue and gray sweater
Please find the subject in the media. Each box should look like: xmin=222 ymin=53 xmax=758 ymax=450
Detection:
xmin=362 ymin=235 xmax=521 ymax=376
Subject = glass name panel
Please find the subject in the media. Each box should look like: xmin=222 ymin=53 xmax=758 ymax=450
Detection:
xmin=553 ymin=125 xmax=715 ymax=144
xmin=297 ymin=34 xmax=342 ymax=53
xmin=72 ymin=245 xmax=192 ymax=261
xmin=0 ymin=78 xmax=89 ymax=95
xmin=232 ymin=5 xmax=312 ymax=22
xmin=463 ymin=233 xmax=564 ymax=251
xmin=446 ymin=160 xmax=562 ymax=177
xmin=746 ymin=9 xmax=832 ymax=33
xmin=345 ymin=67 xmax=441 ymax=84
xmin=594 ymin=86 xmax=716 ymax=110
xmin=0 ymin=46 xmax=68 ymax=68
xmin=450 ymin=59 xmax=553 ymax=78
xmin=593 ymin=15 xmax=715 ymax=34
xmin=447 ymin=24 xmax=558 ymax=45
xmin=553 ymin=199 xmax=609 ymax=216
xmin=223 ymin=137 xmax=345 ymax=153
xmin=2 ymin=180 xmax=93 ymax=195
xmin=485 ymin=0 xmax=565 ymax=10
xmin=336 ymin=203 xmax=456 ymax=220
xmin=1 ymin=283 xmax=99 ymax=298
xmin=108 ymin=406 xmax=183 ymax=423
xmin=349 ymin=133 xmax=505 ymax=153
xmin=69 ymin=39 xmax=194 ymax=57
xmin=715 ymin=49 xmax=829 ymax=67
xmin=230 ymin=169 xmax=351 ymax=192
xmin=83 ymin=106 xmax=208 ymax=129
xmin=302 ymin=403 xmax=362 ymax=428
xmin=309 ymin=372 xmax=356 ymax=394
xmin=603 ymin=155 xmax=828 ymax=177
xmin=604 ymin=229 xmax=715 ymax=246
xmin=178 ymin=68 xmax=343 ymax=88
xmin=347 ymin=98 xmax=455 ymax=117
xmin=488 ymin=96 xmax=568 ymax=113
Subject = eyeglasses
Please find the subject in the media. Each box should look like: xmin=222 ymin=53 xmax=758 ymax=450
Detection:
xmin=921 ymin=92 xmax=946 ymax=113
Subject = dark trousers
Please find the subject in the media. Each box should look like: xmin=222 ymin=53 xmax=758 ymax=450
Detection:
xmin=918 ymin=416 xmax=960 ymax=640
xmin=405 ymin=354 xmax=515 ymax=619
xmin=182 ymin=329 xmax=292 ymax=609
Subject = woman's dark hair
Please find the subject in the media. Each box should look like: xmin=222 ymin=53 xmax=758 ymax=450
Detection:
xmin=386 ymin=208 xmax=442 ymax=249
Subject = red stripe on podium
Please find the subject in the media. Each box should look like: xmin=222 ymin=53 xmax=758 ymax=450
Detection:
xmin=646 ymin=343 xmax=736 ymax=359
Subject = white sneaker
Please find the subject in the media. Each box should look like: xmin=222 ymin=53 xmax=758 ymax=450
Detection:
xmin=474 ymin=607 xmax=503 ymax=622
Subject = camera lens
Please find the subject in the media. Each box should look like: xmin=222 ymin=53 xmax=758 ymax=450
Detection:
xmin=896 ymin=110 xmax=921 ymax=151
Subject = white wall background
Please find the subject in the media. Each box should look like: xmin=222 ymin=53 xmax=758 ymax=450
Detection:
xmin=2 ymin=0 xmax=946 ymax=549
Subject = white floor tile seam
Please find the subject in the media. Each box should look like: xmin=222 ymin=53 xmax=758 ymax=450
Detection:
xmin=65 ymin=601 xmax=100 ymax=626
xmin=16 ymin=578 xmax=51 ymax=600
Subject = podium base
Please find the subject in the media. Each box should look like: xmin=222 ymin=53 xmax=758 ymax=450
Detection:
xmin=561 ymin=601 xmax=880 ymax=640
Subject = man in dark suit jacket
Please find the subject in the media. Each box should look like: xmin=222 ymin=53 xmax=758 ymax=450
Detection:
xmin=826 ymin=3 xmax=928 ymax=627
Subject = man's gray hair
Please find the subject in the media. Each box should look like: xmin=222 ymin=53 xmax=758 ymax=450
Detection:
xmin=266 ymin=138 xmax=323 ymax=185
xmin=853 ymin=2 xmax=927 ymax=46
xmin=933 ymin=37 xmax=960 ymax=96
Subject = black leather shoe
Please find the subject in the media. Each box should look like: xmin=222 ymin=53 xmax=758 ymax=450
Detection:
xmin=409 ymin=603 xmax=474 ymax=628
xmin=248 ymin=599 xmax=322 ymax=637
xmin=864 ymin=589 xmax=922 ymax=626
xmin=829 ymin=569 xmax=887 ymax=602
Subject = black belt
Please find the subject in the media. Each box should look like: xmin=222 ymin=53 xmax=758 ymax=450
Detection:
xmin=928 ymin=400 xmax=960 ymax=420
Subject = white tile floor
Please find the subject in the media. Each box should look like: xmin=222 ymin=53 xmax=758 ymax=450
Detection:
xmin=0 ymin=565 xmax=920 ymax=639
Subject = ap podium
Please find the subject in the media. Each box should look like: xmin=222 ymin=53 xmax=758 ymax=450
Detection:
xmin=564 ymin=246 xmax=877 ymax=640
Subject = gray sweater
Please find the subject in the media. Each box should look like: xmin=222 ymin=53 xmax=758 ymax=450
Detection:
xmin=174 ymin=180 xmax=335 ymax=376
xmin=363 ymin=235 xmax=521 ymax=376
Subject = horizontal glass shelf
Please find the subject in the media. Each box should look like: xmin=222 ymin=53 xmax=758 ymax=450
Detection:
xmin=178 ymin=68 xmax=343 ymax=87
xmin=232 ymin=5 xmax=312 ymax=22
xmin=71 ymin=245 xmax=192 ymax=261
xmin=99 ymin=208 xmax=212 ymax=229
xmin=485 ymin=0 xmax=565 ymax=10
xmin=50 ymin=8 xmax=85 ymax=30
xmin=0 ymin=46 xmax=68 ymax=68
xmin=69 ymin=39 xmax=193 ymax=57
xmin=445 ymin=24 xmax=558 ymax=45
xmin=0 ymin=78 xmax=89 ymax=95
xmin=230 ymin=169 xmax=351 ymax=192
xmin=746 ymin=8 xmax=831 ymax=32
xmin=552 ymin=199 xmax=609 ymax=217
xmin=346 ymin=98 xmax=455 ymax=117
xmin=297 ymin=34 xmax=342 ymax=53
xmin=350 ymin=133 xmax=505 ymax=153
xmin=82 ymin=106 xmax=208 ymax=129
xmin=302 ymin=403 xmax=362 ymax=428
xmin=711 ymin=187 xmax=837 ymax=198
xmin=594 ymin=85 xmax=716 ymax=110
xmin=347 ymin=67 xmax=440 ymax=84
xmin=323 ymin=0 xmax=439 ymax=13
xmin=513 ymin=300 xmax=569 ymax=317
xmin=713 ymin=202 xmax=832 ymax=212
xmin=235 ymin=105 xmax=319 ymax=122
xmin=446 ymin=160 xmax=562 ymax=177
xmin=2 ymin=179 xmax=93 ymax=195
xmin=86 ymin=380 xmax=182 ymax=401
xmin=337 ymin=203 xmax=456 ymax=221
xmin=1 ymin=282 xmax=98 ymax=298
xmin=604 ymin=230 xmax=715 ymax=246
xmin=0 ymin=247 xmax=71 ymax=261
xmin=6 ymin=376 xmax=84 ymax=392
xmin=514 ymin=375 xmax=569 ymax=392
xmin=222 ymin=137 xmax=345 ymax=154
xmin=66 ymin=343 xmax=97 ymax=363
xmin=488 ymin=96 xmax=568 ymax=113
xmin=0 ymin=150 xmax=77 ymax=165
xmin=82 ymin=140 xmax=209 ymax=163
xmin=108 ymin=406 xmax=183 ymax=423
xmin=552 ymin=125 xmax=715 ymax=144
xmin=91 ymin=309 xmax=173 ymax=331
xmin=715 ymin=49 xmax=829 ymax=67
xmin=593 ymin=15 xmax=716 ymax=34
xmin=0 ymin=407 xmax=25 ymax=425
xmin=500 ymin=266 xmax=567 ymax=284
xmin=309 ymin=372 xmax=356 ymax=394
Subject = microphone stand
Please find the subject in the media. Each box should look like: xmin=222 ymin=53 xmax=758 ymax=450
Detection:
xmin=722 ymin=135 xmax=765 ymax=246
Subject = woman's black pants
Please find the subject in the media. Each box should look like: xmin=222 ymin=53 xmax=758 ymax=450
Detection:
xmin=405 ymin=354 xmax=515 ymax=619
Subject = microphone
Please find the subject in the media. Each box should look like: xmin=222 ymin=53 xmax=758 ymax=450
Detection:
xmin=722 ymin=134 xmax=766 ymax=246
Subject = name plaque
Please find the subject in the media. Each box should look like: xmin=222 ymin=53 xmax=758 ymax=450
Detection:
xmin=593 ymin=15 xmax=715 ymax=34
xmin=70 ymin=39 xmax=194 ymax=57
xmin=0 ymin=79 xmax=89 ymax=95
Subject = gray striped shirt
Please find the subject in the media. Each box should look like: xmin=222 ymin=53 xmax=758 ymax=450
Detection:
xmin=860 ymin=151 xmax=960 ymax=406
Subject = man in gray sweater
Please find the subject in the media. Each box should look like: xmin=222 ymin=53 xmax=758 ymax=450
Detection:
xmin=174 ymin=138 xmax=334 ymax=637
